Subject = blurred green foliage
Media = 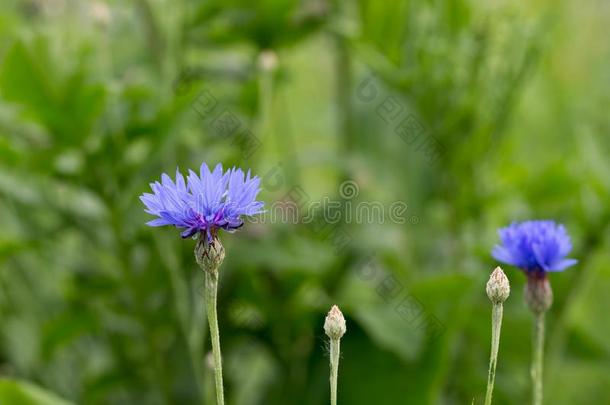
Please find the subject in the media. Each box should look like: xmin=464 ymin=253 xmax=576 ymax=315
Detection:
xmin=1 ymin=0 xmax=609 ymax=404
xmin=0 ymin=379 xmax=73 ymax=405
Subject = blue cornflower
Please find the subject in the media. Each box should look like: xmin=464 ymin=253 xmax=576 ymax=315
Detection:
xmin=140 ymin=163 xmax=264 ymax=240
xmin=492 ymin=220 xmax=577 ymax=275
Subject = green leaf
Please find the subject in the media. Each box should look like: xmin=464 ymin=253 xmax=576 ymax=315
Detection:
xmin=0 ymin=379 xmax=73 ymax=405
xmin=0 ymin=40 xmax=105 ymax=146
xmin=338 ymin=270 xmax=424 ymax=362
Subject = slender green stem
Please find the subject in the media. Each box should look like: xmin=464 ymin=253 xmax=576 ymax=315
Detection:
xmin=133 ymin=0 xmax=164 ymax=71
xmin=334 ymin=30 xmax=354 ymax=182
xmin=532 ymin=311 xmax=545 ymax=405
xmin=205 ymin=269 xmax=224 ymax=405
xmin=484 ymin=303 xmax=503 ymax=405
xmin=329 ymin=338 xmax=340 ymax=405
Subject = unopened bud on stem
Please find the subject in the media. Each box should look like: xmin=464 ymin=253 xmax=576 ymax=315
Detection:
xmin=486 ymin=267 xmax=510 ymax=304
xmin=324 ymin=305 xmax=346 ymax=340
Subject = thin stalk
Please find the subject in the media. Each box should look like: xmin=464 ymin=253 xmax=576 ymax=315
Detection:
xmin=205 ymin=269 xmax=224 ymax=405
xmin=334 ymin=31 xmax=354 ymax=182
xmin=329 ymin=338 xmax=340 ymax=405
xmin=133 ymin=0 xmax=164 ymax=71
xmin=484 ymin=303 xmax=503 ymax=405
xmin=532 ymin=311 xmax=545 ymax=405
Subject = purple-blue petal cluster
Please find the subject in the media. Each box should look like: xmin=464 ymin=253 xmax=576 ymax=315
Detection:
xmin=492 ymin=220 xmax=577 ymax=274
xmin=140 ymin=163 xmax=264 ymax=239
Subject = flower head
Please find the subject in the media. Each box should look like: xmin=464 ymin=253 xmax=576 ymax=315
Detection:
xmin=140 ymin=163 xmax=264 ymax=240
xmin=492 ymin=220 xmax=577 ymax=275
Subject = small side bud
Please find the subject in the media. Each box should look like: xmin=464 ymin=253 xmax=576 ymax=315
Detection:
xmin=195 ymin=234 xmax=225 ymax=272
xmin=486 ymin=267 xmax=510 ymax=304
xmin=324 ymin=305 xmax=346 ymax=340
xmin=525 ymin=275 xmax=553 ymax=314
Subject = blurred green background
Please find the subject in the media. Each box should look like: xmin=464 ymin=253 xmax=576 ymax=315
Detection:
xmin=1 ymin=0 xmax=609 ymax=404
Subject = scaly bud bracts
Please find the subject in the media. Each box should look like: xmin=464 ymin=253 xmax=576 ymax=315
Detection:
xmin=195 ymin=234 xmax=225 ymax=272
xmin=486 ymin=267 xmax=510 ymax=304
xmin=324 ymin=305 xmax=346 ymax=340
xmin=525 ymin=274 xmax=553 ymax=314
